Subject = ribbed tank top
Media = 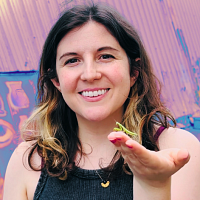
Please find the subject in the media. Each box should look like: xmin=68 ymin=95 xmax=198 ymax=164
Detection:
xmin=33 ymin=168 xmax=133 ymax=200
xmin=33 ymin=127 xmax=165 ymax=200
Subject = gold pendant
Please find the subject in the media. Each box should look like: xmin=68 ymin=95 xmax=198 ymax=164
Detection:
xmin=101 ymin=181 xmax=110 ymax=188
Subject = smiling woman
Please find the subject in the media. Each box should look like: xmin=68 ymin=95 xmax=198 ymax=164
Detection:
xmin=3 ymin=2 xmax=200 ymax=200
xmin=52 ymin=21 xmax=134 ymax=123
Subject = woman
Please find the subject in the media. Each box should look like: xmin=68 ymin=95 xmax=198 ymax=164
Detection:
xmin=3 ymin=3 xmax=200 ymax=200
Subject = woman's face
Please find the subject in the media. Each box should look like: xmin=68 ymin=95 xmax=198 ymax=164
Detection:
xmin=52 ymin=21 xmax=137 ymax=123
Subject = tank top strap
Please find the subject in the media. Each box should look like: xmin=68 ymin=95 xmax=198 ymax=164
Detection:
xmin=33 ymin=169 xmax=48 ymax=200
xmin=153 ymin=126 xmax=165 ymax=142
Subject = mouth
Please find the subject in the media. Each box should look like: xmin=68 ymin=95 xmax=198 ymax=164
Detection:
xmin=80 ymin=89 xmax=109 ymax=97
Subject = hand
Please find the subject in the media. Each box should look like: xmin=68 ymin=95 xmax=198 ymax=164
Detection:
xmin=108 ymin=131 xmax=190 ymax=187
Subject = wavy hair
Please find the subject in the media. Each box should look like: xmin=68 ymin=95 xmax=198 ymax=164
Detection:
xmin=21 ymin=2 xmax=176 ymax=179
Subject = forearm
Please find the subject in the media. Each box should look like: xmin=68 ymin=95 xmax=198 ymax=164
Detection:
xmin=133 ymin=177 xmax=171 ymax=200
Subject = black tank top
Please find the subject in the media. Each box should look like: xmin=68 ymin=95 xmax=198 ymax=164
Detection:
xmin=33 ymin=127 xmax=165 ymax=199
xmin=33 ymin=168 xmax=133 ymax=200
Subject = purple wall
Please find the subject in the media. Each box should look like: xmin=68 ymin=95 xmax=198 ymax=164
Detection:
xmin=0 ymin=0 xmax=200 ymax=198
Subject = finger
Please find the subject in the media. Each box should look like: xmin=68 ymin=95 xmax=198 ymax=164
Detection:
xmin=108 ymin=131 xmax=132 ymax=147
xmin=173 ymin=149 xmax=190 ymax=168
xmin=109 ymin=132 xmax=151 ymax=160
xmin=108 ymin=131 xmax=132 ymax=141
xmin=108 ymin=132 xmax=156 ymax=167
xmin=125 ymin=139 xmax=162 ymax=168
xmin=125 ymin=139 xmax=150 ymax=158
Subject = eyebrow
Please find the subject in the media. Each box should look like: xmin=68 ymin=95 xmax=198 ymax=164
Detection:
xmin=59 ymin=52 xmax=77 ymax=61
xmin=97 ymin=46 xmax=119 ymax=52
xmin=59 ymin=46 xmax=119 ymax=60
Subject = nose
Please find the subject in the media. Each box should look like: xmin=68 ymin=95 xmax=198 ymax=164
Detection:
xmin=80 ymin=61 xmax=101 ymax=82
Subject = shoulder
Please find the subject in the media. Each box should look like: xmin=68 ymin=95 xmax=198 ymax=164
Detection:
xmin=7 ymin=141 xmax=41 ymax=170
xmin=3 ymin=141 xmax=41 ymax=200
xmin=158 ymin=127 xmax=200 ymax=173
xmin=5 ymin=141 xmax=39 ymax=173
xmin=158 ymin=127 xmax=200 ymax=149
xmin=158 ymin=128 xmax=200 ymax=199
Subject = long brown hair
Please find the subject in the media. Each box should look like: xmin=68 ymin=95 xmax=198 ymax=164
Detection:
xmin=21 ymin=2 xmax=176 ymax=180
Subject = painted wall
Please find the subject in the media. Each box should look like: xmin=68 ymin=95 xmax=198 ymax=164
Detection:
xmin=0 ymin=0 xmax=200 ymax=198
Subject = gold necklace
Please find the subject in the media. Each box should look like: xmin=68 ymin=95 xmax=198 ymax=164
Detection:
xmin=86 ymin=151 xmax=118 ymax=188
xmin=94 ymin=169 xmax=111 ymax=188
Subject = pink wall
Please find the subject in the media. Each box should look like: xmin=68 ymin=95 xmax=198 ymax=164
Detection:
xmin=0 ymin=0 xmax=200 ymax=199
xmin=1 ymin=0 xmax=200 ymax=117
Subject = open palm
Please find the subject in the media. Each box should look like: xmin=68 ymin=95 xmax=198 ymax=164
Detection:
xmin=108 ymin=131 xmax=190 ymax=187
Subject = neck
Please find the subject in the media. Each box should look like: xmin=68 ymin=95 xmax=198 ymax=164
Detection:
xmin=76 ymin=114 xmax=122 ymax=169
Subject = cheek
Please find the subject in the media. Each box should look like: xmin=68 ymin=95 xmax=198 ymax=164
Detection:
xmin=110 ymin=67 xmax=130 ymax=85
xmin=111 ymin=67 xmax=123 ymax=79
xmin=58 ymin=73 xmax=76 ymax=92
xmin=110 ymin=67 xmax=132 ymax=101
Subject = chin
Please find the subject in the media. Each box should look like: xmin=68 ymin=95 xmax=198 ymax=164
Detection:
xmin=85 ymin=115 xmax=107 ymax=122
xmin=82 ymin=110 xmax=111 ymax=122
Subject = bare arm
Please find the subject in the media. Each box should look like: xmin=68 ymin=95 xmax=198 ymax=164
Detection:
xmin=3 ymin=141 xmax=41 ymax=200
xmin=133 ymin=176 xmax=171 ymax=200
xmin=158 ymin=128 xmax=200 ymax=200
xmin=108 ymin=128 xmax=194 ymax=200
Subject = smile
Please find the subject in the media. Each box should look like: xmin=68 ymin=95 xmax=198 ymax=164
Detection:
xmin=81 ymin=89 xmax=109 ymax=97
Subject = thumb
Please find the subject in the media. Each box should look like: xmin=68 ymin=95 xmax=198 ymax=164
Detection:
xmin=175 ymin=149 xmax=190 ymax=169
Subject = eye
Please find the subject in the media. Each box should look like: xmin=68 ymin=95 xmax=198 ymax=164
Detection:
xmin=64 ymin=58 xmax=79 ymax=65
xmin=100 ymin=54 xmax=115 ymax=60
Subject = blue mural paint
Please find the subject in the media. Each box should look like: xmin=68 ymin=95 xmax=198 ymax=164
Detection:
xmin=193 ymin=118 xmax=200 ymax=129
xmin=0 ymin=144 xmax=17 ymax=177
xmin=0 ymin=70 xmax=38 ymax=75
xmin=0 ymin=126 xmax=3 ymax=136
xmin=176 ymin=115 xmax=191 ymax=128
xmin=0 ymin=71 xmax=38 ymax=178
xmin=172 ymin=21 xmax=200 ymax=106
xmin=196 ymin=59 xmax=199 ymax=66
xmin=177 ymin=29 xmax=191 ymax=62
xmin=172 ymin=22 xmax=191 ymax=61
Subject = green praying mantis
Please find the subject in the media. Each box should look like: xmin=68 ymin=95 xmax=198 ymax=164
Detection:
xmin=113 ymin=122 xmax=138 ymax=137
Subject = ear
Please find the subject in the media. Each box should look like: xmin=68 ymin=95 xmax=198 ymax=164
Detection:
xmin=51 ymin=78 xmax=61 ymax=91
xmin=130 ymin=58 xmax=140 ymax=87
xmin=135 ymin=58 xmax=140 ymax=62
xmin=130 ymin=70 xmax=139 ymax=87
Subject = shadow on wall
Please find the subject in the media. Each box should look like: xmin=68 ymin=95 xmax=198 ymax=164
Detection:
xmin=0 ymin=71 xmax=200 ymax=199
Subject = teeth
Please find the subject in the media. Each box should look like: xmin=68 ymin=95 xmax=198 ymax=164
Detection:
xmin=82 ymin=89 xmax=107 ymax=97
xmin=89 ymin=91 xmax=93 ymax=97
